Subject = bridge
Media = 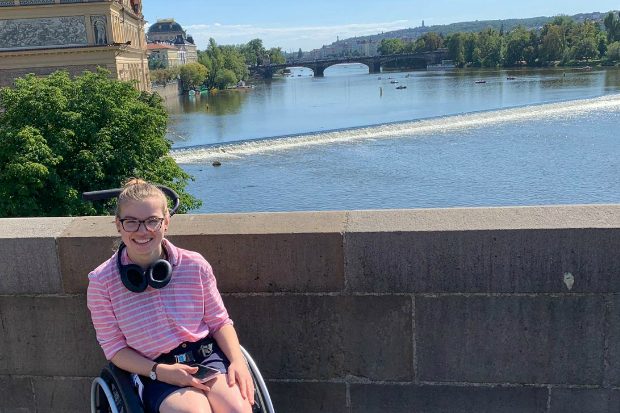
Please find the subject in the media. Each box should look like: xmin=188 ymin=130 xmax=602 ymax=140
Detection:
xmin=250 ymin=49 xmax=450 ymax=78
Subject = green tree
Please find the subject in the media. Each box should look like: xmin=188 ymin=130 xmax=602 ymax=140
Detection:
xmin=606 ymin=41 xmax=620 ymax=61
xmin=539 ymin=24 xmax=565 ymax=63
xmin=477 ymin=28 xmax=503 ymax=67
xmin=378 ymin=38 xmax=404 ymax=55
xmin=150 ymin=67 xmax=180 ymax=86
xmin=179 ymin=62 xmax=208 ymax=91
xmin=504 ymin=26 xmax=531 ymax=66
xmin=214 ymin=68 xmax=238 ymax=89
xmin=297 ymin=48 xmax=303 ymax=59
xmin=420 ymin=32 xmax=444 ymax=51
xmin=268 ymin=47 xmax=286 ymax=64
xmin=446 ymin=33 xmax=466 ymax=65
xmin=0 ymin=69 xmax=201 ymax=217
xmin=198 ymin=39 xmax=249 ymax=90
xmin=568 ymin=21 xmax=600 ymax=61
xmin=243 ymin=38 xmax=266 ymax=66
xmin=604 ymin=12 xmax=620 ymax=42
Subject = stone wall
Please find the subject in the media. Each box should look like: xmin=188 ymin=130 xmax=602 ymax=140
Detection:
xmin=1 ymin=205 xmax=619 ymax=412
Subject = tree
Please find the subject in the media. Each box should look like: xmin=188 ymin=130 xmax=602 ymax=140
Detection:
xmin=504 ymin=26 xmax=531 ymax=66
xmin=179 ymin=62 xmax=208 ymax=91
xmin=378 ymin=38 xmax=403 ymax=55
xmin=0 ymin=69 xmax=201 ymax=217
xmin=606 ymin=41 xmax=620 ymax=61
xmin=446 ymin=33 xmax=466 ymax=65
xmin=243 ymin=38 xmax=266 ymax=66
xmin=539 ymin=24 xmax=565 ymax=63
xmin=268 ymin=47 xmax=286 ymax=64
xmin=214 ymin=69 xmax=238 ymax=89
xmin=604 ymin=12 xmax=620 ymax=43
xmin=297 ymin=48 xmax=303 ymax=59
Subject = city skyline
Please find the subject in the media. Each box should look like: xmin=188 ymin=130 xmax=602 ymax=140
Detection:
xmin=142 ymin=0 xmax=620 ymax=51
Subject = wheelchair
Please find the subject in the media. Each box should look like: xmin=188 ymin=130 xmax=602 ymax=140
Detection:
xmin=90 ymin=345 xmax=274 ymax=413
xmin=84 ymin=187 xmax=275 ymax=412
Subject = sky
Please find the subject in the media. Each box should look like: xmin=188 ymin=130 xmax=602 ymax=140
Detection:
xmin=142 ymin=1 xmax=620 ymax=52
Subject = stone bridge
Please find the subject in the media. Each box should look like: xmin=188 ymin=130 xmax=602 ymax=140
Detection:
xmin=251 ymin=49 xmax=450 ymax=78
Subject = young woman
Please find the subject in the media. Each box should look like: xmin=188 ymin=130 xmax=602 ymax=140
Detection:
xmin=87 ymin=179 xmax=253 ymax=413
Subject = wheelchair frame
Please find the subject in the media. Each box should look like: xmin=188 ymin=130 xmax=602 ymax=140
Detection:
xmin=90 ymin=346 xmax=274 ymax=413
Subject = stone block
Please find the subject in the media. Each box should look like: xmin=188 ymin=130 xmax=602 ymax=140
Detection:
xmin=550 ymin=388 xmax=620 ymax=413
xmin=416 ymin=295 xmax=605 ymax=384
xmin=33 ymin=376 xmax=92 ymax=413
xmin=345 ymin=228 xmax=620 ymax=293
xmin=169 ymin=212 xmax=346 ymax=293
xmin=171 ymin=233 xmax=344 ymax=293
xmin=267 ymin=381 xmax=347 ymax=413
xmin=57 ymin=216 xmax=118 ymax=294
xmin=0 ymin=217 xmax=72 ymax=294
xmin=350 ymin=383 xmax=548 ymax=413
xmin=605 ymin=295 xmax=620 ymax=386
xmin=225 ymin=295 xmax=412 ymax=381
xmin=0 ymin=296 xmax=106 ymax=377
xmin=0 ymin=376 xmax=35 ymax=412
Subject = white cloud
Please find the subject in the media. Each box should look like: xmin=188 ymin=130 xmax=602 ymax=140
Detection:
xmin=185 ymin=20 xmax=411 ymax=51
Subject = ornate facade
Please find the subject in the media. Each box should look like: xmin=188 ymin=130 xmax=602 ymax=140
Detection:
xmin=0 ymin=0 xmax=150 ymax=90
xmin=146 ymin=18 xmax=197 ymax=66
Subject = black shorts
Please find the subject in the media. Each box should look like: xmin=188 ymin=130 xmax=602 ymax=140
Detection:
xmin=135 ymin=337 xmax=230 ymax=413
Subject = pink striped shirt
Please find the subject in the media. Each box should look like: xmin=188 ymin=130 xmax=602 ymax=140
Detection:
xmin=87 ymin=239 xmax=232 ymax=360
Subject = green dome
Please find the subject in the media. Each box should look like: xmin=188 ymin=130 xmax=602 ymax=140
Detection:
xmin=148 ymin=20 xmax=184 ymax=34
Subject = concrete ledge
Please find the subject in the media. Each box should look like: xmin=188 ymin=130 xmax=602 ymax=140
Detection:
xmin=2 ymin=205 xmax=620 ymax=413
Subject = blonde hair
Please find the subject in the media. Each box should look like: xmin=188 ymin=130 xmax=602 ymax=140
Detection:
xmin=115 ymin=178 xmax=168 ymax=217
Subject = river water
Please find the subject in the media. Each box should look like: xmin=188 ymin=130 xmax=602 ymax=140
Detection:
xmin=164 ymin=65 xmax=620 ymax=213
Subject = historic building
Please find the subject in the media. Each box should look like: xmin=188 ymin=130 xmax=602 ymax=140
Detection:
xmin=146 ymin=42 xmax=180 ymax=68
xmin=146 ymin=18 xmax=197 ymax=66
xmin=0 ymin=0 xmax=150 ymax=90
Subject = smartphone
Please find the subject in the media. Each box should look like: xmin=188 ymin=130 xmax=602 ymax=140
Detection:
xmin=191 ymin=364 xmax=220 ymax=382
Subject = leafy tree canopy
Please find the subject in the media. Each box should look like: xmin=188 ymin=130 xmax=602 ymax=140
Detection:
xmin=0 ymin=69 xmax=201 ymax=217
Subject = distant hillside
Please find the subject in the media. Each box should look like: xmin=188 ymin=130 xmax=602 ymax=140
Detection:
xmin=324 ymin=11 xmax=615 ymax=49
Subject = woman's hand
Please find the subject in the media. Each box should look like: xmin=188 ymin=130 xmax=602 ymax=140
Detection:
xmin=226 ymin=360 xmax=255 ymax=405
xmin=156 ymin=363 xmax=213 ymax=391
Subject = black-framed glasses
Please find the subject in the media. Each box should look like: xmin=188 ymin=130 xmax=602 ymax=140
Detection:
xmin=119 ymin=217 xmax=164 ymax=232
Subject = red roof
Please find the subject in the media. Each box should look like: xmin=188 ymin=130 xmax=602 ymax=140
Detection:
xmin=147 ymin=43 xmax=176 ymax=50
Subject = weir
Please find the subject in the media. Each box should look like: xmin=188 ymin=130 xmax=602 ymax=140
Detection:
xmin=171 ymin=94 xmax=620 ymax=163
xmin=1 ymin=205 xmax=620 ymax=412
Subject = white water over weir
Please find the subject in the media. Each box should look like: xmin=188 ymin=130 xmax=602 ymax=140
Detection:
xmin=171 ymin=94 xmax=620 ymax=164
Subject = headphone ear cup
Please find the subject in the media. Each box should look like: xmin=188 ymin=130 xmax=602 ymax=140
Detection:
xmin=147 ymin=259 xmax=172 ymax=289
xmin=120 ymin=263 xmax=149 ymax=293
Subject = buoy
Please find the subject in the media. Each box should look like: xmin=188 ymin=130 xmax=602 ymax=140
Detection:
xmin=212 ymin=160 xmax=222 ymax=167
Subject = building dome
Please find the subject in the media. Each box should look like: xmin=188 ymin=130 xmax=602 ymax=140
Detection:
xmin=148 ymin=19 xmax=184 ymax=34
xmin=147 ymin=19 xmax=187 ymax=43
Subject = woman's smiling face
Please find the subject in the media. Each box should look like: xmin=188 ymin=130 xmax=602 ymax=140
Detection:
xmin=115 ymin=195 xmax=169 ymax=267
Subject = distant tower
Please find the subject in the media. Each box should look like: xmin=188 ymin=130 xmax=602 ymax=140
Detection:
xmin=422 ymin=20 xmax=425 ymax=27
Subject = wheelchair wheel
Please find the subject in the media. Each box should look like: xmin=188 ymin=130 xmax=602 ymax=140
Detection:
xmin=241 ymin=346 xmax=275 ymax=413
xmin=91 ymin=363 xmax=143 ymax=413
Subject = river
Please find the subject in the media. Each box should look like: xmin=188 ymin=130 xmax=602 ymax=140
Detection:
xmin=163 ymin=65 xmax=620 ymax=213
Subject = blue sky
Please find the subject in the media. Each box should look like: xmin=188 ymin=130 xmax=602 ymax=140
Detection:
xmin=142 ymin=1 xmax=619 ymax=51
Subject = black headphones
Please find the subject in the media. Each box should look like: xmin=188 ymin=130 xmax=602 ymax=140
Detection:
xmin=117 ymin=242 xmax=172 ymax=293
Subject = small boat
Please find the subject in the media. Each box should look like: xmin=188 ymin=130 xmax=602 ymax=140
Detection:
xmin=395 ymin=85 xmax=407 ymax=89
xmin=474 ymin=80 xmax=486 ymax=84
xmin=390 ymin=80 xmax=399 ymax=84
xmin=506 ymin=76 xmax=516 ymax=80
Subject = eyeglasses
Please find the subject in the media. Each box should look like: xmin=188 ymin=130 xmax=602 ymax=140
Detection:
xmin=119 ymin=217 xmax=164 ymax=232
